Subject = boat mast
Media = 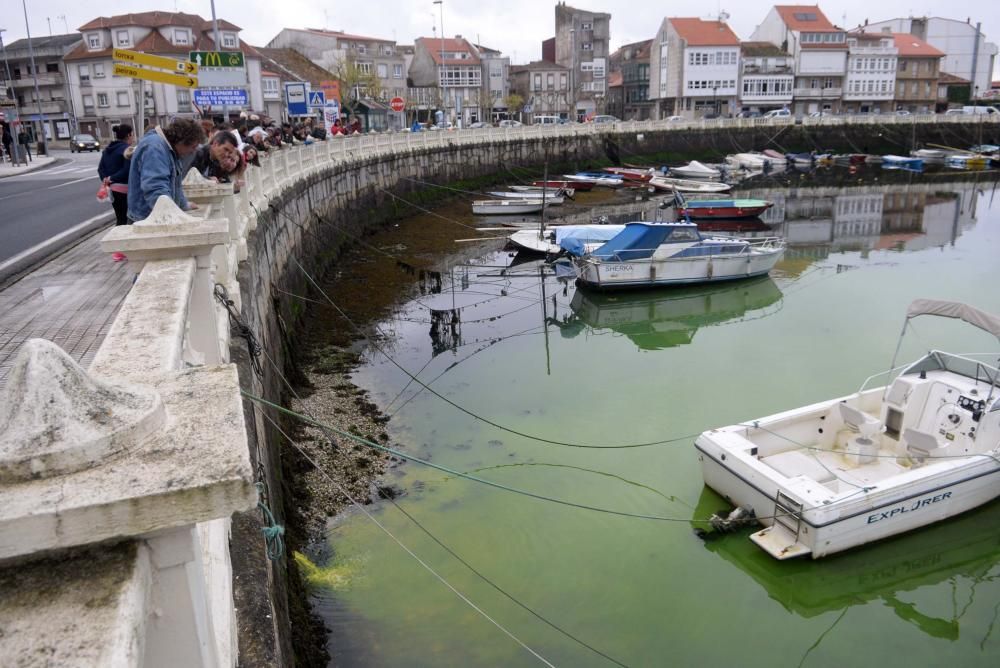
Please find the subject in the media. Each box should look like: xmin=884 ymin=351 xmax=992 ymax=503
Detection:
xmin=540 ymin=160 xmax=548 ymax=236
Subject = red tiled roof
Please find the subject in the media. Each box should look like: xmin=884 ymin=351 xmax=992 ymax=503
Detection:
xmin=79 ymin=12 xmax=240 ymax=32
xmin=939 ymin=72 xmax=970 ymax=85
xmin=417 ymin=37 xmax=481 ymax=65
xmin=775 ymin=5 xmax=838 ymax=32
xmin=63 ymin=31 xmax=216 ymax=60
xmin=892 ymin=33 xmax=944 ymax=58
xmin=669 ymin=19 xmax=740 ymax=47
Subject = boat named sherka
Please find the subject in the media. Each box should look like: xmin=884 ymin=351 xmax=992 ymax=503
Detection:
xmin=696 ymin=299 xmax=1000 ymax=560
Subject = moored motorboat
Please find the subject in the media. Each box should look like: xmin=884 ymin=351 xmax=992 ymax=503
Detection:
xmin=882 ymin=155 xmax=923 ymax=171
xmin=725 ymin=153 xmax=769 ymax=170
xmin=560 ymin=221 xmax=785 ymax=290
xmin=946 ymin=154 xmax=988 ymax=169
xmin=603 ymin=166 xmax=654 ymax=182
xmin=510 ymin=185 xmax=575 ymax=198
xmin=563 ymin=172 xmax=625 ymax=187
xmin=472 ymin=199 xmax=547 ymax=215
xmin=910 ymin=148 xmax=948 ymax=164
xmin=669 ymin=160 xmax=722 ymax=179
xmin=678 ymin=197 xmax=774 ymax=220
xmin=488 ymin=191 xmax=564 ymax=204
xmin=648 ymin=176 xmax=732 ymax=193
xmin=532 ymin=179 xmax=594 ymax=191
xmin=696 ymin=299 xmax=1000 ymax=560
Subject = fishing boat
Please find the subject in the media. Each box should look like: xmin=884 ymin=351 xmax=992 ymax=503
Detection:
xmin=508 ymin=223 xmax=626 ymax=254
xmin=677 ymin=196 xmax=774 ymax=220
xmin=472 ymin=199 xmax=546 ymax=215
xmin=563 ymin=172 xmax=625 ymax=188
xmin=509 ymin=185 xmax=575 ymax=198
xmin=696 ymin=299 xmax=1000 ymax=560
xmin=648 ymin=176 xmax=732 ymax=194
xmin=946 ymin=154 xmax=988 ymax=169
xmin=532 ymin=179 xmax=594 ymax=191
xmin=882 ymin=155 xmax=923 ymax=171
xmin=487 ymin=191 xmax=564 ymax=204
xmin=560 ymin=221 xmax=785 ymax=290
xmin=669 ymin=161 xmax=722 ymax=179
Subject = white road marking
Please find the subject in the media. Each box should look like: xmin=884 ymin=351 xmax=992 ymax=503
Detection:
xmin=45 ymin=176 xmax=96 ymax=190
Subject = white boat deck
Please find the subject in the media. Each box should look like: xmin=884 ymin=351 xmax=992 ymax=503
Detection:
xmin=761 ymin=441 xmax=908 ymax=494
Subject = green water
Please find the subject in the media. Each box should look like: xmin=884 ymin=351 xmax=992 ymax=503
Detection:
xmin=309 ymin=176 xmax=1000 ymax=667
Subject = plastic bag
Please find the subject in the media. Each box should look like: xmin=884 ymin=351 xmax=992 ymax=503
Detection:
xmin=96 ymin=183 xmax=109 ymax=202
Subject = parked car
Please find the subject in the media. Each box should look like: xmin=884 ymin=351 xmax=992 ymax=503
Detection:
xmin=666 ymin=115 xmax=685 ymax=122
xmin=763 ymin=109 xmax=791 ymax=119
xmin=467 ymin=121 xmax=488 ymax=129
xmin=533 ymin=115 xmax=563 ymax=125
xmin=498 ymin=119 xmax=523 ymax=128
xmin=591 ymin=115 xmax=619 ymax=124
xmin=70 ymin=133 xmax=100 ymax=152
xmin=895 ymin=109 xmax=911 ymax=116
xmin=736 ymin=110 xmax=761 ymax=118
xmin=807 ymin=111 xmax=833 ymax=118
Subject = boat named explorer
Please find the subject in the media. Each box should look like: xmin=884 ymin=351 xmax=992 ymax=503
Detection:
xmin=696 ymin=300 xmax=1000 ymax=559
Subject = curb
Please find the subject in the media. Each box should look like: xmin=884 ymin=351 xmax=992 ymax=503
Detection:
xmin=0 ymin=156 xmax=59 ymax=179
xmin=0 ymin=211 xmax=115 ymax=287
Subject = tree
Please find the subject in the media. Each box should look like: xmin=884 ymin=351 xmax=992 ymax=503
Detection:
xmin=505 ymin=93 xmax=525 ymax=120
xmin=332 ymin=58 xmax=384 ymax=122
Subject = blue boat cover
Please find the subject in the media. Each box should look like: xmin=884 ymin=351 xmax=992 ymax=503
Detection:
xmin=567 ymin=222 xmax=679 ymax=260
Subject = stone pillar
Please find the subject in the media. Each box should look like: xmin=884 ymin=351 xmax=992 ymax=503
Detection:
xmin=182 ymin=170 xmax=246 ymax=309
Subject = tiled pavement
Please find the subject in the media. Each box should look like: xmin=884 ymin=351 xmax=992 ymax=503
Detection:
xmin=0 ymin=227 xmax=133 ymax=387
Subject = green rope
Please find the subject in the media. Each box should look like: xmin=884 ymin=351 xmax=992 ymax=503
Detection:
xmin=256 ymin=481 xmax=285 ymax=560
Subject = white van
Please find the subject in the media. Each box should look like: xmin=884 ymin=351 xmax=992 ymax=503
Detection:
xmin=534 ymin=115 xmax=562 ymax=125
xmin=961 ymin=106 xmax=998 ymax=115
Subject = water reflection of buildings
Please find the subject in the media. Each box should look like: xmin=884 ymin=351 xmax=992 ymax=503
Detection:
xmin=741 ymin=180 xmax=987 ymax=259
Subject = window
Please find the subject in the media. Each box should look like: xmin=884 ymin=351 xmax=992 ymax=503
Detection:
xmin=534 ymin=73 xmax=542 ymax=90
xmin=116 ymin=30 xmax=130 ymax=47
xmin=393 ymin=64 xmax=403 ymax=78
xmin=581 ymin=22 xmax=592 ymax=30
xmin=79 ymin=65 xmax=90 ymax=82
xmin=222 ymin=33 xmax=237 ymax=48
xmin=582 ymin=42 xmax=593 ymax=51
xmin=377 ymin=63 xmax=388 ymax=78
xmin=358 ymin=62 xmax=372 ymax=75
xmin=46 ymin=62 xmax=60 ymax=73
xmin=144 ymin=90 xmax=154 ymax=108
xmin=547 ymin=73 xmax=554 ymax=88
xmin=177 ymin=89 xmax=191 ymax=110
xmin=560 ymin=73 xmax=567 ymax=89
xmin=117 ymin=91 xmax=130 ymax=107
xmin=97 ymin=93 xmax=109 ymax=107
xmin=357 ymin=45 xmax=366 ymax=54
xmin=173 ymin=29 xmax=189 ymax=45
xmin=87 ymin=33 xmax=100 ymax=49
xmin=94 ymin=63 xmax=105 ymax=78
xmin=262 ymin=78 xmax=279 ymax=96
xmin=381 ymin=45 xmax=393 ymax=56
xmin=82 ymin=94 xmax=94 ymax=108
xmin=899 ymin=60 xmax=907 ymax=72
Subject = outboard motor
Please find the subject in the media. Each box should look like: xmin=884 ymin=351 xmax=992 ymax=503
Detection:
xmin=695 ymin=506 xmax=757 ymax=540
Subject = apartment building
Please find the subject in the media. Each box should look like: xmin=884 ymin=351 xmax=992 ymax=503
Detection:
xmin=738 ymin=42 xmax=794 ymax=114
xmin=553 ymin=3 xmax=611 ymax=121
xmin=509 ymin=61 xmax=571 ymax=121
xmin=65 ymin=12 xmax=261 ymax=139
xmin=865 ymin=16 xmax=998 ymax=98
xmin=843 ymin=30 xmax=898 ymax=114
xmin=650 ymin=17 xmax=741 ymax=119
xmin=474 ymin=44 xmax=511 ymax=122
xmin=889 ymin=33 xmax=943 ymax=113
xmin=408 ymin=37 xmax=483 ymax=126
xmin=751 ymin=5 xmax=847 ymax=115
xmin=608 ymin=40 xmax=652 ymax=120
xmin=0 ymin=34 xmax=81 ymax=147
xmin=266 ymin=28 xmax=406 ymax=102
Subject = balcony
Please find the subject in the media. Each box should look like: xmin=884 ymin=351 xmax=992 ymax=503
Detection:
xmin=793 ymin=87 xmax=842 ymax=97
xmin=20 ymin=101 xmax=68 ymax=115
xmin=742 ymin=65 xmax=793 ymax=75
xmin=848 ymin=46 xmax=896 ymax=56
xmin=10 ymin=74 xmax=62 ymax=87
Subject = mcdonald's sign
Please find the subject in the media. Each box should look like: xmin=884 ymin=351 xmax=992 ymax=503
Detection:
xmin=189 ymin=51 xmax=244 ymax=68
xmin=189 ymin=51 xmax=246 ymax=88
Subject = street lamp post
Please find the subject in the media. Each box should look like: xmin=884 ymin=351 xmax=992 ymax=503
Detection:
xmin=433 ymin=0 xmax=446 ymax=126
xmin=569 ymin=28 xmax=575 ymax=122
xmin=0 ymin=28 xmax=24 ymax=164
xmin=713 ymin=85 xmax=718 ymax=117
xmin=22 ymin=0 xmax=48 ymax=155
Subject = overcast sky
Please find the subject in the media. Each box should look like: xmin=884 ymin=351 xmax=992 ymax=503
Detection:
xmin=4 ymin=0 xmax=998 ymax=74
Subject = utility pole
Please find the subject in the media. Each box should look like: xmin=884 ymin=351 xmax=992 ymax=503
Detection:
xmin=0 ymin=28 xmax=24 ymax=164
xmin=22 ymin=0 xmax=48 ymax=154
xmin=209 ymin=0 xmax=228 ymax=123
xmin=433 ymin=0 xmax=445 ymax=125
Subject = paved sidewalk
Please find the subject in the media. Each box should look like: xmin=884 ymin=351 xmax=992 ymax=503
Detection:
xmin=0 ymin=155 xmax=57 ymax=178
xmin=0 ymin=226 xmax=133 ymax=387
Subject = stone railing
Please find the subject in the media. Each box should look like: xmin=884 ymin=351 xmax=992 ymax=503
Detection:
xmin=1 ymin=111 xmax=996 ymax=666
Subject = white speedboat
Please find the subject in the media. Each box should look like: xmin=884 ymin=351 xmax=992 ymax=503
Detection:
xmin=910 ymin=148 xmax=948 ymax=165
xmin=472 ymin=199 xmax=546 ymax=215
xmin=508 ymin=224 xmax=625 ymax=254
xmin=696 ymin=299 xmax=1000 ymax=560
xmin=509 ymin=185 xmax=575 ymax=198
xmin=725 ymin=153 xmax=769 ymax=170
xmin=669 ymin=160 xmax=722 ymax=180
xmin=561 ymin=221 xmax=784 ymax=290
xmin=649 ymin=176 xmax=732 ymax=193
xmin=487 ymin=191 xmax=564 ymax=205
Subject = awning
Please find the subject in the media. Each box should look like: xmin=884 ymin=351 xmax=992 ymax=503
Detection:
xmin=907 ymin=299 xmax=1000 ymax=339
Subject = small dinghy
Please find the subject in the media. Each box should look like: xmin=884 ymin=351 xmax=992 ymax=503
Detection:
xmin=510 ymin=185 xmax=575 ymax=198
xmin=472 ymin=199 xmax=546 ymax=215
xmin=648 ymin=176 xmax=732 ymax=193
xmin=487 ymin=191 xmax=564 ymax=205
xmin=882 ymin=155 xmax=923 ymax=171
xmin=563 ymin=172 xmax=625 ymax=188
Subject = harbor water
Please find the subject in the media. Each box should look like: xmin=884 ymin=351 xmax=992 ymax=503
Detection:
xmin=302 ymin=170 xmax=1000 ymax=667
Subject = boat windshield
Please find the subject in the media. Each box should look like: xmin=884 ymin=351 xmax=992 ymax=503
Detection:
xmin=590 ymin=223 xmax=684 ymax=261
xmin=904 ymin=352 xmax=1000 ymax=409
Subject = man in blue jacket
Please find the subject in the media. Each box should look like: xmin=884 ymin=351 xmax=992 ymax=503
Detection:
xmin=127 ymin=118 xmax=205 ymax=222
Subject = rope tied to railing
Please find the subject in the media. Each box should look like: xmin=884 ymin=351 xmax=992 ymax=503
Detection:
xmin=213 ymin=283 xmax=264 ymax=380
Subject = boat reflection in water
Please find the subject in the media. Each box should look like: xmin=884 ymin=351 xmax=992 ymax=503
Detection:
xmin=692 ymin=486 xmax=1000 ymax=642
xmin=561 ymin=276 xmax=782 ymax=350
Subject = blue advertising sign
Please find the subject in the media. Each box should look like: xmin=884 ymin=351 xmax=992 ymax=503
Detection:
xmin=193 ymin=88 xmax=249 ymax=107
xmin=308 ymin=91 xmax=326 ymax=107
xmin=285 ymin=82 xmax=308 ymax=116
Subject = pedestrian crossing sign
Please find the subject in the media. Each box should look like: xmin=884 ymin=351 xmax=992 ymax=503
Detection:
xmin=308 ymin=91 xmax=326 ymax=107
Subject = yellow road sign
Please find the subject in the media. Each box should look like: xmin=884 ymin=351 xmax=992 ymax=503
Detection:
xmin=113 ymin=49 xmax=198 ymax=75
xmin=112 ymin=63 xmax=198 ymax=88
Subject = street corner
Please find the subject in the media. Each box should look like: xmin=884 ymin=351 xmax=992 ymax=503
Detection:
xmin=0 ymin=155 xmax=58 ymax=179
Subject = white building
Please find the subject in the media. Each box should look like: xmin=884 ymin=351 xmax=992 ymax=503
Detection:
xmin=553 ymin=3 xmax=612 ymax=121
xmin=864 ymin=16 xmax=998 ymax=98
xmin=843 ymin=30 xmax=898 ymax=113
xmin=750 ymin=5 xmax=847 ymax=115
xmin=650 ymin=17 xmax=741 ymax=119
xmin=65 ymin=12 xmax=261 ymax=138
xmin=408 ymin=37 xmax=483 ymax=126
xmin=739 ymin=42 xmax=794 ymax=114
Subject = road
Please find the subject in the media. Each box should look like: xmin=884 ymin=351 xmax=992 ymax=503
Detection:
xmin=0 ymin=149 xmax=113 ymax=264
